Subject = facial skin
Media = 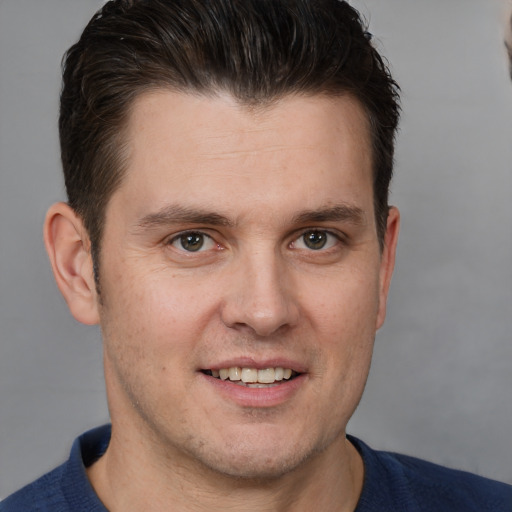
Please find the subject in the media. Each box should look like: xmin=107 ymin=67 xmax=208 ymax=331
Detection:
xmin=45 ymin=91 xmax=399 ymax=511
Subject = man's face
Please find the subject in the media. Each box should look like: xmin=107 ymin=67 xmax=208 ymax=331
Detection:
xmin=95 ymin=91 xmax=398 ymax=479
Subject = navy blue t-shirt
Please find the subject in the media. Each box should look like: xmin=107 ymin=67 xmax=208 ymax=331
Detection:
xmin=2 ymin=425 xmax=511 ymax=511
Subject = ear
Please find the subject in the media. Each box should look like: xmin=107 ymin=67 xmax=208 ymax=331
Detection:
xmin=376 ymin=206 xmax=400 ymax=330
xmin=43 ymin=202 xmax=100 ymax=325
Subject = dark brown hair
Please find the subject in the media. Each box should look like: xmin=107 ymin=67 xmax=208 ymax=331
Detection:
xmin=60 ymin=0 xmax=400 ymax=274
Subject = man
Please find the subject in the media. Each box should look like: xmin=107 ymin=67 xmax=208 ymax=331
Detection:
xmin=1 ymin=0 xmax=511 ymax=510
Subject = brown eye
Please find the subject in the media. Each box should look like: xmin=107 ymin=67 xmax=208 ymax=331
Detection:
xmin=170 ymin=232 xmax=215 ymax=252
xmin=180 ymin=233 xmax=204 ymax=251
xmin=302 ymin=231 xmax=328 ymax=250
xmin=291 ymin=230 xmax=338 ymax=251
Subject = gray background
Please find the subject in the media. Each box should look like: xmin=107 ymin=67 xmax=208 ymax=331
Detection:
xmin=1 ymin=0 xmax=511 ymax=499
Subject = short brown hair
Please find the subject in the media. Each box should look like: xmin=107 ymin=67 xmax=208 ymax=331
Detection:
xmin=60 ymin=0 xmax=400 ymax=275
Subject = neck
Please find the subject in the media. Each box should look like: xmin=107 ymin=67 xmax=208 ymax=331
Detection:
xmin=87 ymin=425 xmax=364 ymax=512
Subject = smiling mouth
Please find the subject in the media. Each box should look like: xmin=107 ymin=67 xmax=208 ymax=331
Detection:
xmin=202 ymin=367 xmax=299 ymax=388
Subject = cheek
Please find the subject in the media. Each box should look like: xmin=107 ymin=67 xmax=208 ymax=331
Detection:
xmin=304 ymin=268 xmax=379 ymax=388
xmin=98 ymin=271 xmax=211 ymax=415
xmin=308 ymin=268 xmax=380 ymax=337
xmin=100 ymin=267 xmax=219 ymax=356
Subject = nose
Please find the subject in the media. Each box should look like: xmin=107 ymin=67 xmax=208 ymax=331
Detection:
xmin=220 ymin=250 xmax=300 ymax=337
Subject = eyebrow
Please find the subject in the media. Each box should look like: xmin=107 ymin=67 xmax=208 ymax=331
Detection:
xmin=135 ymin=205 xmax=235 ymax=230
xmin=292 ymin=204 xmax=367 ymax=226
xmin=133 ymin=202 xmax=366 ymax=232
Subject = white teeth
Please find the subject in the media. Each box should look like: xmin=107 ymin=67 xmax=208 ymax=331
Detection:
xmin=229 ymin=367 xmax=242 ymax=381
xmin=210 ymin=366 xmax=296 ymax=384
xmin=241 ymin=368 xmax=258 ymax=383
xmin=257 ymin=368 xmax=275 ymax=384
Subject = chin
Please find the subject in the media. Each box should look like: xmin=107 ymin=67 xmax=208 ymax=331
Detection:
xmin=202 ymin=451 xmax=310 ymax=481
xmin=188 ymin=431 xmax=335 ymax=481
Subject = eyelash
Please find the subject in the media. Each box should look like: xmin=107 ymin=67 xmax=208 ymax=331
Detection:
xmin=289 ymin=229 xmax=342 ymax=251
xmin=168 ymin=231 xmax=218 ymax=253
xmin=167 ymin=229 xmax=344 ymax=254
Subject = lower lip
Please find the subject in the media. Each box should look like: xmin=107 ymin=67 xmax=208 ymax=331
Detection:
xmin=200 ymin=373 xmax=307 ymax=408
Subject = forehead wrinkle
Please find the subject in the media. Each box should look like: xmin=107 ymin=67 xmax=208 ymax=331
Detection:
xmin=198 ymin=127 xmax=319 ymax=160
xmin=197 ymin=144 xmax=313 ymax=160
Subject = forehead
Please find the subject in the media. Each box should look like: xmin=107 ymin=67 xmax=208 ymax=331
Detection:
xmin=115 ymin=90 xmax=374 ymax=221
xmin=127 ymin=89 xmax=371 ymax=148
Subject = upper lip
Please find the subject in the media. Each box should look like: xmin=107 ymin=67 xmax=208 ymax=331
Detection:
xmin=201 ymin=357 xmax=307 ymax=373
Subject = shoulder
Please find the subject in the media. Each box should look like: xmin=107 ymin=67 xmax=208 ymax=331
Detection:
xmin=350 ymin=436 xmax=512 ymax=512
xmin=389 ymin=450 xmax=512 ymax=511
xmin=0 ymin=425 xmax=111 ymax=512
xmin=0 ymin=464 xmax=69 ymax=511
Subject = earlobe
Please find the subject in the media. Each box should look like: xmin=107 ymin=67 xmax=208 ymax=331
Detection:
xmin=376 ymin=206 xmax=400 ymax=330
xmin=43 ymin=202 xmax=100 ymax=325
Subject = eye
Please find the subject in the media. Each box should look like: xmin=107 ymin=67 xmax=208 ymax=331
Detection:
xmin=170 ymin=232 xmax=216 ymax=252
xmin=292 ymin=230 xmax=338 ymax=251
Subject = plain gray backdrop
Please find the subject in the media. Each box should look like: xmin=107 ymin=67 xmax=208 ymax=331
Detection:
xmin=1 ymin=0 xmax=511 ymax=499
